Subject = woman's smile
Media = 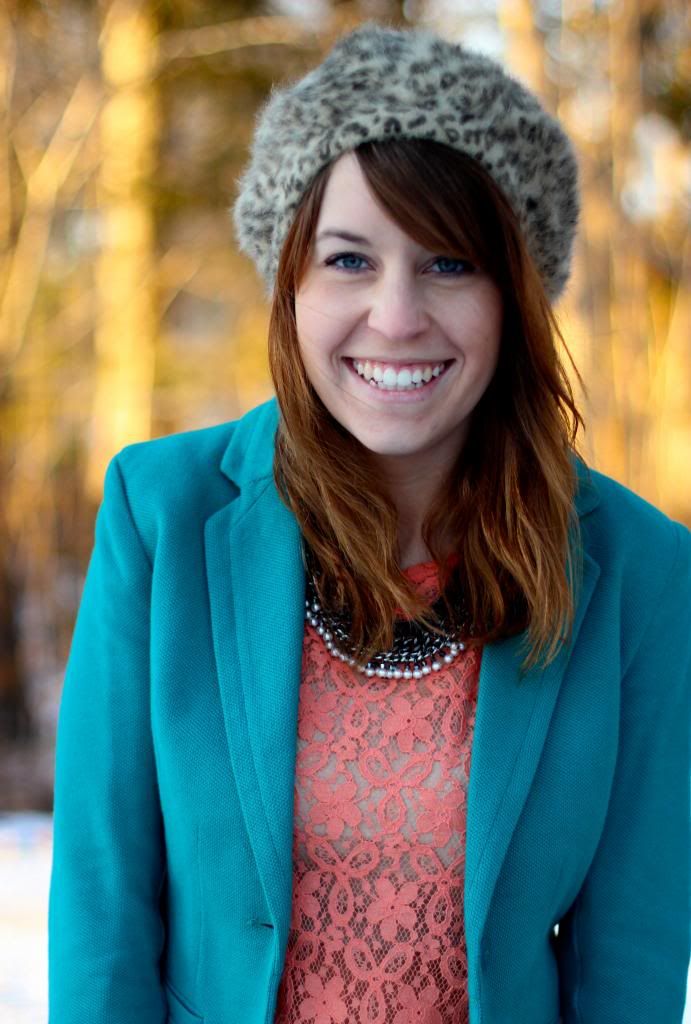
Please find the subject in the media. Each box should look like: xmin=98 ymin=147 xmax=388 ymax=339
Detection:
xmin=342 ymin=356 xmax=456 ymax=403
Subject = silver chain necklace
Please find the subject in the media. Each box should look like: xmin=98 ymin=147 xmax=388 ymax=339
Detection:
xmin=304 ymin=568 xmax=470 ymax=679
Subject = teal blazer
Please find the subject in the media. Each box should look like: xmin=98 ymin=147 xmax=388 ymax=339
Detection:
xmin=49 ymin=397 xmax=691 ymax=1024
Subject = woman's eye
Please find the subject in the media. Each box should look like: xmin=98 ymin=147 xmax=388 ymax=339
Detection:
xmin=325 ymin=253 xmax=368 ymax=272
xmin=430 ymin=257 xmax=474 ymax=275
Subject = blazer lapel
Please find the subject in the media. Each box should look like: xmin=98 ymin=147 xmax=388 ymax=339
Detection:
xmin=204 ymin=401 xmax=306 ymax=945
xmin=463 ymin=546 xmax=600 ymax=965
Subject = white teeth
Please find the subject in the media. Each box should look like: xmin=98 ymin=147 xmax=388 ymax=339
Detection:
xmin=353 ymin=360 xmax=447 ymax=390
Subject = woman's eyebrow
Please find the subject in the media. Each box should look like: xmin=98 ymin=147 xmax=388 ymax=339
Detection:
xmin=316 ymin=229 xmax=372 ymax=245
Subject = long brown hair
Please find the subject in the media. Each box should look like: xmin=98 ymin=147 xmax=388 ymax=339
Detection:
xmin=268 ymin=138 xmax=584 ymax=673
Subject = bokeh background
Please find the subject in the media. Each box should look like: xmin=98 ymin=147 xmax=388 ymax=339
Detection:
xmin=0 ymin=0 xmax=689 ymax=1020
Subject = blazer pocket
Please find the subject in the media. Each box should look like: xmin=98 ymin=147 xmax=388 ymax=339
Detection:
xmin=165 ymin=980 xmax=204 ymax=1023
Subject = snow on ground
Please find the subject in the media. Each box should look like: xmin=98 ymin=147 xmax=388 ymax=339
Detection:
xmin=0 ymin=814 xmax=51 ymax=1024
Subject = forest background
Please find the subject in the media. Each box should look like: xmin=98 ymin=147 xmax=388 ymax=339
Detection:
xmin=0 ymin=0 xmax=689 ymax=809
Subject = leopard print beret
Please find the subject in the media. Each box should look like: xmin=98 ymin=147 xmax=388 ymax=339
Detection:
xmin=232 ymin=22 xmax=580 ymax=303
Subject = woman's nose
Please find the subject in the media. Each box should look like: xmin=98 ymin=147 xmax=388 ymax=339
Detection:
xmin=366 ymin=272 xmax=430 ymax=340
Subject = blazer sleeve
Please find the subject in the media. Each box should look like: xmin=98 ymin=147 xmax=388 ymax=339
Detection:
xmin=555 ymin=520 xmax=691 ymax=1023
xmin=48 ymin=454 xmax=167 ymax=1024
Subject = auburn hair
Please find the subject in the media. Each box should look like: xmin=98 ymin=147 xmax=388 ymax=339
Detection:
xmin=268 ymin=138 xmax=584 ymax=673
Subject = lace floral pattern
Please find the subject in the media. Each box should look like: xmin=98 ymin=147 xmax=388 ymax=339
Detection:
xmin=274 ymin=561 xmax=481 ymax=1024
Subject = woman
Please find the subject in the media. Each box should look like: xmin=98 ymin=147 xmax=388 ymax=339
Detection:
xmin=48 ymin=22 xmax=690 ymax=1024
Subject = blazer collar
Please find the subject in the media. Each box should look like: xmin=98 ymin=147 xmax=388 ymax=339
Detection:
xmin=220 ymin=397 xmax=277 ymax=485
xmin=220 ymin=395 xmax=601 ymax=519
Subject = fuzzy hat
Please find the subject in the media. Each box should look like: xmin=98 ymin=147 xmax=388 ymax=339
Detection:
xmin=233 ymin=21 xmax=580 ymax=303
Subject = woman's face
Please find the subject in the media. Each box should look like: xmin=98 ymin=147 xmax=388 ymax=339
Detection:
xmin=295 ymin=152 xmax=503 ymax=474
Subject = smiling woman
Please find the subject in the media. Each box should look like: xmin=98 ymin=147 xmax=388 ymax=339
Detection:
xmin=49 ymin=21 xmax=690 ymax=1024
xmin=269 ymin=136 xmax=582 ymax=670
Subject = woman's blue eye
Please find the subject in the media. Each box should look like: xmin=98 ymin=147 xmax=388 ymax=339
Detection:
xmin=326 ymin=253 xmax=368 ymax=272
xmin=431 ymin=257 xmax=474 ymax=274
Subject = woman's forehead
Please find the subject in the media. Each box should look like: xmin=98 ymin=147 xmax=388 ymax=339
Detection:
xmin=315 ymin=155 xmax=415 ymax=242
xmin=313 ymin=151 xmax=474 ymax=259
xmin=317 ymin=153 xmax=374 ymax=212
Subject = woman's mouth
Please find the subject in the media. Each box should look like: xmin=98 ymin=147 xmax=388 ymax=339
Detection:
xmin=344 ymin=357 xmax=455 ymax=402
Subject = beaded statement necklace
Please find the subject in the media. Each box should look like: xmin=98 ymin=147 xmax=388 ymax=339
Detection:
xmin=303 ymin=555 xmax=471 ymax=680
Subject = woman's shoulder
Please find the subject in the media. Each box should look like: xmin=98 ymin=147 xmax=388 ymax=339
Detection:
xmin=113 ymin=397 xmax=278 ymax=489
xmin=577 ymin=458 xmax=688 ymax=541
xmin=117 ymin=418 xmax=234 ymax=473
xmin=102 ymin=398 xmax=279 ymax=553
xmin=575 ymin=457 xmax=691 ymax=602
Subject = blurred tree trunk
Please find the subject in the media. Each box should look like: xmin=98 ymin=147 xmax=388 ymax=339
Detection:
xmin=0 ymin=9 xmax=30 ymax=744
xmin=499 ymin=0 xmax=547 ymax=95
xmin=87 ymin=0 xmax=159 ymax=498
xmin=0 ymin=505 xmax=31 ymax=743
xmin=0 ymin=5 xmax=14 ymax=271
xmin=654 ymin=234 xmax=691 ymax=519
xmin=605 ymin=0 xmax=651 ymax=495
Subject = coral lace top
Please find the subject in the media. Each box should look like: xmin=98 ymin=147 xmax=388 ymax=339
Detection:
xmin=274 ymin=559 xmax=481 ymax=1024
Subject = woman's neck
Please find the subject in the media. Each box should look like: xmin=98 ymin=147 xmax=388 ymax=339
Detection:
xmin=369 ymin=456 xmax=452 ymax=570
xmin=398 ymin=538 xmax=434 ymax=570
